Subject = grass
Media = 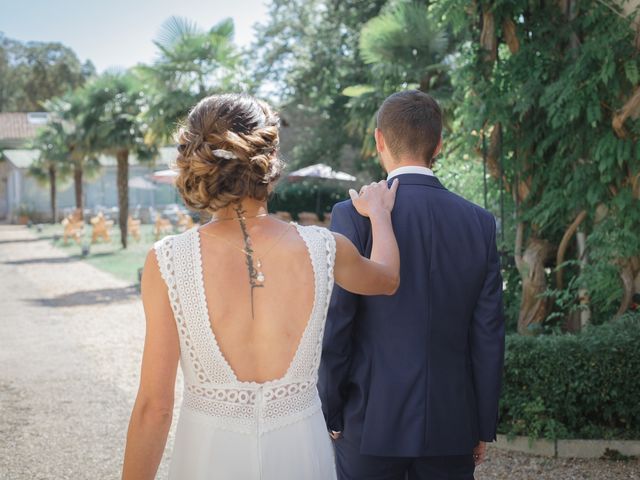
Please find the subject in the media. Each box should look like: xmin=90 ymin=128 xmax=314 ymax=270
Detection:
xmin=32 ymin=223 xmax=164 ymax=284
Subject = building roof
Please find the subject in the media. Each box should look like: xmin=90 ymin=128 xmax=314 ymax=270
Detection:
xmin=0 ymin=112 xmax=49 ymax=144
xmin=1 ymin=149 xmax=40 ymax=169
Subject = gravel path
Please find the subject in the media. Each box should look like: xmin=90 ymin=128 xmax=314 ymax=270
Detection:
xmin=0 ymin=224 xmax=638 ymax=479
xmin=0 ymin=225 xmax=181 ymax=479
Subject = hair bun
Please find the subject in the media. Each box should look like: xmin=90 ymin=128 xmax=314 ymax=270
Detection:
xmin=174 ymin=94 xmax=283 ymax=212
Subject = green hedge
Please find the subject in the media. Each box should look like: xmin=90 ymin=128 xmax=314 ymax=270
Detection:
xmin=268 ymin=180 xmax=350 ymax=220
xmin=499 ymin=315 xmax=640 ymax=440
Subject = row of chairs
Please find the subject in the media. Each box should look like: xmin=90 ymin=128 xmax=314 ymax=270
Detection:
xmin=61 ymin=210 xmax=194 ymax=244
xmin=61 ymin=210 xmax=331 ymax=245
xmin=61 ymin=210 xmax=143 ymax=244
xmin=153 ymin=212 xmax=196 ymax=239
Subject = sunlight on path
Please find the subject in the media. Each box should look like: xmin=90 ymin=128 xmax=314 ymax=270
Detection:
xmin=0 ymin=225 xmax=181 ymax=479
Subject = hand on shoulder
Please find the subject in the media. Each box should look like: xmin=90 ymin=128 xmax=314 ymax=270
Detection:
xmin=348 ymin=179 xmax=399 ymax=219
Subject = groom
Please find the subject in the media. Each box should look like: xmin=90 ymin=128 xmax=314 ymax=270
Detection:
xmin=319 ymin=90 xmax=505 ymax=479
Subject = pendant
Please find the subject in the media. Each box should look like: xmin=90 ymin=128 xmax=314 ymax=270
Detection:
xmin=255 ymin=259 xmax=265 ymax=283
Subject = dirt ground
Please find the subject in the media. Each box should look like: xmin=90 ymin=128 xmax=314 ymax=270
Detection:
xmin=0 ymin=224 xmax=637 ymax=479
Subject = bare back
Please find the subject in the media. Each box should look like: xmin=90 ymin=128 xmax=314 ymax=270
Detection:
xmin=197 ymin=218 xmax=315 ymax=383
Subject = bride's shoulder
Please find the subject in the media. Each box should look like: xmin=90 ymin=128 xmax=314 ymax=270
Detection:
xmin=292 ymin=223 xmax=336 ymax=250
xmin=291 ymin=222 xmax=329 ymax=236
xmin=151 ymin=226 xmax=196 ymax=256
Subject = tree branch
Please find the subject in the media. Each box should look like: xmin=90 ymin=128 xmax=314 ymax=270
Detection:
xmin=556 ymin=209 xmax=587 ymax=289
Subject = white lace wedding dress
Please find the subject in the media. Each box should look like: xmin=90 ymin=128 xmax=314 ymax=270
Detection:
xmin=153 ymin=223 xmax=337 ymax=480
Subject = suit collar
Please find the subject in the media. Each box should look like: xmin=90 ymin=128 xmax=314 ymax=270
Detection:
xmin=387 ymin=173 xmax=447 ymax=190
xmin=387 ymin=165 xmax=434 ymax=179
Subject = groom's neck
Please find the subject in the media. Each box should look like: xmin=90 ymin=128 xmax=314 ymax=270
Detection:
xmin=385 ymin=158 xmax=432 ymax=174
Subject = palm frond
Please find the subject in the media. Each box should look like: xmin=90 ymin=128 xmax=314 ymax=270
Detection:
xmin=155 ymin=16 xmax=201 ymax=50
xmin=359 ymin=3 xmax=448 ymax=68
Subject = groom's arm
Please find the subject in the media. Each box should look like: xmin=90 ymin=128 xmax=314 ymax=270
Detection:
xmin=318 ymin=201 xmax=363 ymax=433
xmin=470 ymin=214 xmax=505 ymax=442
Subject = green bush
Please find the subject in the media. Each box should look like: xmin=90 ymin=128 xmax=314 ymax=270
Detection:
xmin=498 ymin=314 xmax=640 ymax=440
xmin=268 ymin=180 xmax=351 ymax=220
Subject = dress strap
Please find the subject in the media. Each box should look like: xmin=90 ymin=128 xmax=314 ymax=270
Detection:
xmin=287 ymin=225 xmax=336 ymax=381
xmin=153 ymin=235 xmax=176 ymax=290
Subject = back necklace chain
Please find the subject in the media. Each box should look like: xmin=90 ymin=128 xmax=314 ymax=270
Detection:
xmin=199 ymin=222 xmax=292 ymax=284
xmin=198 ymin=207 xmax=292 ymax=318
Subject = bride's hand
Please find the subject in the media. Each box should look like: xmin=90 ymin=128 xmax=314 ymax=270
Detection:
xmin=349 ymin=179 xmax=399 ymax=218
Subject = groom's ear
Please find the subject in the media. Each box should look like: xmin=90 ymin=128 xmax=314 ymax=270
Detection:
xmin=374 ymin=128 xmax=385 ymax=153
xmin=431 ymin=137 xmax=443 ymax=162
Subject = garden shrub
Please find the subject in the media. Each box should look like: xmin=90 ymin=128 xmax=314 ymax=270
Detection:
xmin=268 ymin=180 xmax=350 ymax=220
xmin=498 ymin=314 xmax=640 ymax=440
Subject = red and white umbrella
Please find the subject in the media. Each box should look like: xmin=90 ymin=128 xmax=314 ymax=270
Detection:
xmin=287 ymin=163 xmax=356 ymax=182
xmin=151 ymin=169 xmax=178 ymax=184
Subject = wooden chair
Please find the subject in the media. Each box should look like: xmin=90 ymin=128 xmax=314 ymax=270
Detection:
xmin=154 ymin=217 xmax=173 ymax=240
xmin=128 ymin=216 xmax=141 ymax=242
xmin=297 ymin=211 xmax=320 ymax=226
xmin=90 ymin=212 xmax=114 ymax=243
xmin=61 ymin=212 xmax=84 ymax=244
xmin=177 ymin=212 xmax=195 ymax=232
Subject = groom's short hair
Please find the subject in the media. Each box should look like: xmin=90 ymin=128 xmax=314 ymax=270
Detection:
xmin=376 ymin=90 xmax=442 ymax=166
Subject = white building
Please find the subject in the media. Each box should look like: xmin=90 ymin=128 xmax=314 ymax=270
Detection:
xmin=0 ymin=112 xmax=179 ymax=223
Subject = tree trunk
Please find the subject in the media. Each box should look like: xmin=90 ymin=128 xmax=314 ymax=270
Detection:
xmin=517 ymin=236 xmax=554 ymax=334
xmin=616 ymin=256 xmax=640 ymax=318
xmin=480 ymin=7 xmax=497 ymax=63
xmin=116 ymin=149 xmax=129 ymax=249
xmin=577 ymin=230 xmax=591 ymax=329
xmin=73 ymin=161 xmax=83 ymax=214
xmin=556 ymin=209 xmax=587 ymax=289
xmin=48 ymin=165 xmax=57 ymax=224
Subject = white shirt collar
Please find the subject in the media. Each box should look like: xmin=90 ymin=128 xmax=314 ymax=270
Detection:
xmin=387 ymin=165 xmax=435 ymax=180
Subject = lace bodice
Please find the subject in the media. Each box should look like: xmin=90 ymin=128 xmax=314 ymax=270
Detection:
xmin=154 ymin=223 xmax=336 ymax=435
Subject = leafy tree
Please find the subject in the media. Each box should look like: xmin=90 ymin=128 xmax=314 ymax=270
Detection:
xmin=343 ymin=1 xmax=453 ymax=165
xmin=138 ymin=16 xmax=244 ymax=143
xmin=29 ymin=122 xmax=72 ymax=222
xmin=43 ymin=93 xmax=100 ymax=214
xmin=252 ymin=0 xmax=387 ymax=169
xmin=80 ymin=72 xmax=157 ymax=248
xmin=0 ymin=33 xmax=94 ymax=112
xmin=435 ymin=0 xmax=640 ymax=332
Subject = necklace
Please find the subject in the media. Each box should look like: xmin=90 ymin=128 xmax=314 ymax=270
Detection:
xmin=206 ymin=212 xmax=270 ymax=223
xmin=199 ymin=223 xmax=293 ymax=285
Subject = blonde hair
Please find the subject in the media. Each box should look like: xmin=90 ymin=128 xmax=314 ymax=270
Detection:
xmin=174 ymin=93 xmax=283 ymax=212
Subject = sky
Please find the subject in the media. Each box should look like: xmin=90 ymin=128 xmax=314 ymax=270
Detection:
xmin=0 ymin=0 xmax=269 ymax=72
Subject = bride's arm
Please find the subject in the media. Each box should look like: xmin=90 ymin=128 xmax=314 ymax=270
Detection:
xmin=333 ymin=179 xmax=400 ymax=296
xmin=122 ymin=250 xmax=179 ymax=480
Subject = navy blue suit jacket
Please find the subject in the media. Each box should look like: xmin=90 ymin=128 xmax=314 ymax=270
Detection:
xmin=318 ymin=173 xmax=505 ymax=457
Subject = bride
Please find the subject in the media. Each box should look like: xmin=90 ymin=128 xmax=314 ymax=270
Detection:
xmin=121 ymin=93 xmax=400 ymax=479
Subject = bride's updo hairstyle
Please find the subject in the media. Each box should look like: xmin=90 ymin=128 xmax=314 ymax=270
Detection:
xmin=174 ymin=93 xmax=283 ymax=212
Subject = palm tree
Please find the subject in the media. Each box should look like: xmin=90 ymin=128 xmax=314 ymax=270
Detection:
xmin=342 ymin=3 xmax=452 ymax=158
xmin=30 ymin=123 xmax=72 ymax=223
xmin=44 ymin=93 xmax=100 ymax=215
xmin=81 ymin=72 xmax=157 ymax=248
xmin=138 ymin=16 xmax=243 ymax=143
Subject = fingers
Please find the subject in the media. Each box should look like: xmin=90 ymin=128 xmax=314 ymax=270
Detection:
xmin=348 ymin=189 xmax=359 ymax=201
xmin=473 ymin=442 xmax=486 ymax=465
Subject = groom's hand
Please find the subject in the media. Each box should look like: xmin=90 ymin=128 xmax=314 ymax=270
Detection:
xmin=329 ymin=430 xmax=342 ymax=440
xmin=473 ymin=441 xmax=486 ymax=465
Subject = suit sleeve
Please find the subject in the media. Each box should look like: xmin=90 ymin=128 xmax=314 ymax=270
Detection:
xmin=470 ymin=216 xmax=506 ymax=442
xmin=318 ymin=202 xmax=362 ymax=432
